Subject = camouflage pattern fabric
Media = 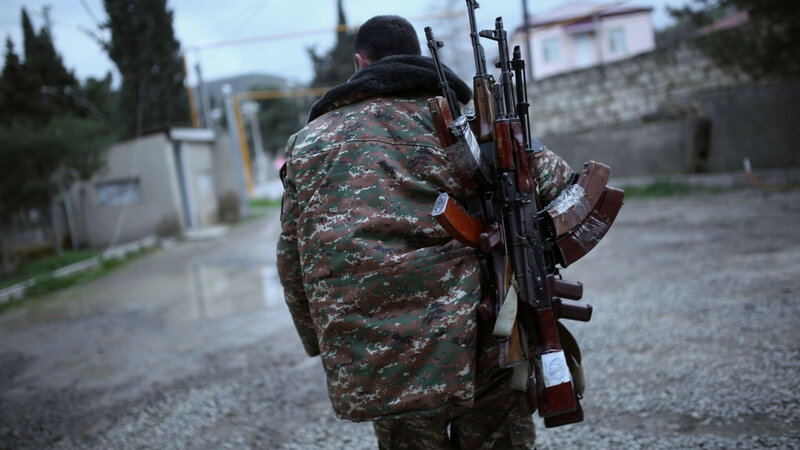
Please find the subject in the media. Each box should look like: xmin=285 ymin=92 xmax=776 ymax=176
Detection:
xmin=373 ymin=321 xmax=536 ymax=449
xmin=277 ymin=93 xmax=574 ymax=423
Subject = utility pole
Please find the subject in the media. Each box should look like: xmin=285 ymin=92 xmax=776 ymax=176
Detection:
xmin=195 ymin=63 xmax=213 ymax=128
xmin=521 ymin=0 xmax=534 ymax=81
xmin=241 ymin=101 xmax=268 ymax=186
xmin=40 ymin=5 xmax=53 ymax=33
xmin=222 ymin=84 xmax=250 ymax=219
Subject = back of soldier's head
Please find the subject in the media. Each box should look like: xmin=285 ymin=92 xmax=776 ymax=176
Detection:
xmin=354 ymin=15 xmax=421 ymax=62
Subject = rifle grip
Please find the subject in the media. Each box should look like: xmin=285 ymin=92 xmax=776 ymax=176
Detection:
xmin=552 ymin=298 xmax=593 ymax=322
xmin=548 ymin=276 xmax=583 ymax=300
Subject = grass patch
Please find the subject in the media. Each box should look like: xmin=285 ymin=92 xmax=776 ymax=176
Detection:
xmin=0 ymin=247 xmax=156 ymax=314
xmin=249 ymin=197 xmax=281 ymax=209
xmin=0 ymin=250 xmax=99 ymax=290
xmin=620 ymin=180 xmax=727 ymax=199
xmin=248 ymin=197 xmax=281 ymax=220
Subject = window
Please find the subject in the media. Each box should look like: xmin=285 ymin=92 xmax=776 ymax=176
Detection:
xmin=574 ymin=33 xmax=595 ymax=68
xmin=542 ymin=37 xmax=562 ymax=64
xmin=608 ymin=28 xmax=628 ymax=54
xmin=96 ymin=178 xmax=141 ymax=207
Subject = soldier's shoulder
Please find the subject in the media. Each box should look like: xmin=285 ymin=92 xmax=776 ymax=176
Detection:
xmin=292 ymin=96 xmax=435 ymax=153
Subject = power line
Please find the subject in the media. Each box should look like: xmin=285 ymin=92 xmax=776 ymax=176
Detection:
xmin=183 ymin=9 xmax=464 ymax=52
xmin=78 ymin=0 xmax=102 ymax=28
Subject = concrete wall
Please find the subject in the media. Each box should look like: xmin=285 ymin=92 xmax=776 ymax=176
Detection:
xmin=541 ymin=119 xmax=691 ymax=179
xmin=702 ymin=80 xmax=800 ymax=172
xmin=183 ymin=142 xmax=218 ymax=228
xmin=539 ymin=79 xmax=800 ymax=177
xmin=71 ymin=129 xmax=237 ymax=248
xmin=74 ymin=133 xmax=184 ymax=248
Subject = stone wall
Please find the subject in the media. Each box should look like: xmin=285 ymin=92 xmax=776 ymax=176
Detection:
xmin=528 ymin=41 xmax=800 ymax=176
xmin=529 ymin=41 xmax=749 ymax=136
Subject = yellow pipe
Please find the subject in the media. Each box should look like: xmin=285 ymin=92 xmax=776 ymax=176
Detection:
xmin=231 ymin=87 xmax=330 ymax=195
xmin=232 ymin=98 xmax=253 ymax=193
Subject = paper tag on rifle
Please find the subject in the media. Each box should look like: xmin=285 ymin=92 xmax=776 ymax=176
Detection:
xmin=541 ymin=350 xmax=571 ymax=388
xmin=492 ymin=280 xmax=518 ymax=338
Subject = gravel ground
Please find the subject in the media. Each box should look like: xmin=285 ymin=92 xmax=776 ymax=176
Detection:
xmin=1 ymin=186 xmax=799 ymax=449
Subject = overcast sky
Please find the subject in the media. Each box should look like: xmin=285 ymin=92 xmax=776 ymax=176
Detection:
xmin=0 ymin=0 xmax=688 ymax=88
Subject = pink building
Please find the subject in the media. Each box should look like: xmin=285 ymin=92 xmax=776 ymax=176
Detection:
xmin=511 ymin=2 xmax=656 ymax=79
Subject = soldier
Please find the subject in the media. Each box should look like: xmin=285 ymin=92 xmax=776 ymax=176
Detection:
xmin=277 ymin=15 xmax=574 ymax=449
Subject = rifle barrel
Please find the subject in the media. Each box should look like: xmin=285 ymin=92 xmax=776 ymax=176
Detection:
xmin=466 ymin=0 xmax=487 ymax=76
xmin=425 ymin=26 xmax=461 ymax=118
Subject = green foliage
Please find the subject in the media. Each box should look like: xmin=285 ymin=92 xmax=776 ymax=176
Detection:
xmin=307 ymin=0 xmax=357 ymax=88
xmin=1 ymin=9 xmax=81 ymax=124
xmin=0 ymin=8 xmax=118 ymax=219
xmin=0 ymin=247 xmax=156 ymax=314
xmin=249 ymin=197 xmax=282 ymax=209
xmin=250 ymin=85 xmax=306 ymax=156
xmin=669 ymin=0 xmax=800 ymax=78
xmin=102 ymin=0 xmax=189 ymax=136
xmin=0 ymin=116 xmax=116 ymax=215
xmin=75 ymin=73 xmax=118 ymax=121
xmin=248 ymin=197 xmax=281 ymax=220
xmin=0 ymin=250 xmax=98 ymax=290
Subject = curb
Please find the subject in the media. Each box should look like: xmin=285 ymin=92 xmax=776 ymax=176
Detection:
xmin=0 ymin=235 xmax=159 ymax=305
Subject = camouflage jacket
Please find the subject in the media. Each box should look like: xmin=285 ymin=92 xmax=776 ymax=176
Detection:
xmin=277 ymin=55 xmax=574 ymax=422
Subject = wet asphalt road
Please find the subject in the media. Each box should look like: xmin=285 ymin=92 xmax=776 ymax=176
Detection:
xmin=1 ymin=187 xmax=799 ymax=449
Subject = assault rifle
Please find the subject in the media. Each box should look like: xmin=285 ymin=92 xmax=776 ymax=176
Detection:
xmin=466 ymin=0 xmax=494 ymax=143
xmin=425 ymin=11 xmax=624 ymax=428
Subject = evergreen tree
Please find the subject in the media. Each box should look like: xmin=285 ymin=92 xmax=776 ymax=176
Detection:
xmin=669 ymin=0 xmax=800 ymax=78
xmin=21 ymin=9 xmax=76 ymax=90
xmin=0 ymin=9 xmax=115 ymax=248
xmin=307 ymin=0 xmax=357 ymax=88
xmin=102 ymin=0 xmax=189 ymax=136
xmin=77 ymin=73 xmax=118 ymax=121
xmin=16 ymin=8 xmax=79 ymax=122
xmin=0 ymin=37 xmax=37 ymax=122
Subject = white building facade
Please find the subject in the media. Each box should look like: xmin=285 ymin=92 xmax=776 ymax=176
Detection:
xmin=512 ymin=2 xmax=656 ymax=79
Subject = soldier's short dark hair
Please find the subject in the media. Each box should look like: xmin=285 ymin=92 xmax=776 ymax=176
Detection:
xmin=354 ymin=15 xmax=421 ymax=62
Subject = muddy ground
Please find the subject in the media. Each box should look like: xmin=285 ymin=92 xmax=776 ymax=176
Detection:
xmin=1 ymin=187 xmax=798 ymax=449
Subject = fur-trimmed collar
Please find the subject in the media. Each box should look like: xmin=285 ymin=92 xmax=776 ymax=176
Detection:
xmin=307 ymin=55 xmax=472 ymax=123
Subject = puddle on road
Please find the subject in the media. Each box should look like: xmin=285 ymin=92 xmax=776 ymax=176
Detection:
xmin=0 ymin=262 xmax=286 ymax=330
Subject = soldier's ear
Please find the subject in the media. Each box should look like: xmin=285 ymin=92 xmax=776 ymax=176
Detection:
xmin=354 ymin=52 xmax=371 ymax=71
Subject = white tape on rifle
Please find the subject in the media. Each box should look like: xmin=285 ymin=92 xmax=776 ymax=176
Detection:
xmin=541 ymin=350 xmax=571 ymax=388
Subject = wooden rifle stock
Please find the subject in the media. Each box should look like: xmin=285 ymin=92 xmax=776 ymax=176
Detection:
xmin=470 ymin=77 xmax=494 ymax=143
xmin=533 ymin=307 xmax=578 ymax=416
xmin=501 ymin=318 xmax=525 ymax=368
xmin=427 ymin=97 xmax=455 ymax=147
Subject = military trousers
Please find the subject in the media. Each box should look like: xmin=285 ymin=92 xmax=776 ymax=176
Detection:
xmin=372 ymin=320 xmax=536 ymax=449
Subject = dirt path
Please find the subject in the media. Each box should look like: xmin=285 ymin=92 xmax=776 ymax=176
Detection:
xmin=1 ymin=187 xmax=798 ymax=449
